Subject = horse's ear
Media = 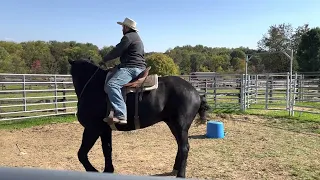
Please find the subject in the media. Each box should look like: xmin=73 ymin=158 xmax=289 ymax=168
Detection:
xmin=68 ymin=58 xmax=74 ymax=64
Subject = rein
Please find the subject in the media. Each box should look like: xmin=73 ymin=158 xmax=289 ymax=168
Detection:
xmin=78 ymin=67 xmax=100 ymax=99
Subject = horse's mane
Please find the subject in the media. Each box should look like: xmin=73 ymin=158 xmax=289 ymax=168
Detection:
xmin=73 ymin=58 xmax=108 ymax=72
xmin=71 ymin=59 xmax=113 ymax=80
xmin=70 ymin=58 xmax=111 ymax=98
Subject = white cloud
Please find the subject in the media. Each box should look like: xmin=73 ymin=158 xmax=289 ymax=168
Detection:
xmin=3 ymin=37 xmax=14 ymax=41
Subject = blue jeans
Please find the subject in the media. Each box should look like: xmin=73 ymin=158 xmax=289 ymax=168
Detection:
xmin=104 ymin=67 xmax=144 ymax=120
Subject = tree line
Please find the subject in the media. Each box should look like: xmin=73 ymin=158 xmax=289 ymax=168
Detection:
xmin=0 ymin=23 xmax=319 ymax=75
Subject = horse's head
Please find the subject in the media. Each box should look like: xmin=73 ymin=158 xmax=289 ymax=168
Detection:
xmin=68 ymin=58 xmax=98 ymax=77
xmin=68 ymin=58 xmax=108 ymax=98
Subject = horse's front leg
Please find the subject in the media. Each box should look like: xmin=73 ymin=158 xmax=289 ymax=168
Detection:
xmin=101 ymin=129 xmax=114 ymax=173
xmin=78 ymin=128 xmax=100 ymax=172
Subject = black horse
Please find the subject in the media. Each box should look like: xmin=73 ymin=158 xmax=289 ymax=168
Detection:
xmin=68 ymin=58 xmax=210 ymax=178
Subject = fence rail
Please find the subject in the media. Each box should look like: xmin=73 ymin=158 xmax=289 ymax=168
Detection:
xmin=0 ymin=71 xmax=319 ymax=121
xmin=0 ymin=74 xmax=77 ymax=121
xmin=241 ymin=72 xmax=320 ymax=116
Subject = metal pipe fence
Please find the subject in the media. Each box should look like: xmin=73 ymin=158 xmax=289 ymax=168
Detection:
xmin=0 ymin=71 xmax=319 ymax=121
xmin=0 ymin=74 xmax=77 ymax=121
xmin=291 ymin=72 xmax=320 ymax=116
xmin=180 ymin=73 xmax=242 ymax=111
xmin=242 ymin=72 xmax=320 ymax=116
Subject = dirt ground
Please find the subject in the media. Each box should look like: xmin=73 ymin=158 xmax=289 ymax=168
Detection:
xmin=0 ymin=114 xmax=319 ymax=180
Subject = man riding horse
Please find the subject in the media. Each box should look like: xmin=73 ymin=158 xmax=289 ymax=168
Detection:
xmin=98 ymin=17 xmax=146 ymax=125
xmin=69 ymin=18 xmax=210 ymax=176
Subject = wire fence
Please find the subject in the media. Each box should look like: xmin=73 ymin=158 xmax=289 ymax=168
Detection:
xmin=0 ymin=71 xmax=319 ymax=121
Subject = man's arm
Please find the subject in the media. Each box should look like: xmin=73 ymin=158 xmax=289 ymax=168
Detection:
xmin=102 ymin=35 xmax=130 ymax=62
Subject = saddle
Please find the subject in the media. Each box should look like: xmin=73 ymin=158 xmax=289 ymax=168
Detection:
xmin=105 ymin=66 xmax=159 ymax=130
xmin=124 ymin=66 xmax=158 ymax=91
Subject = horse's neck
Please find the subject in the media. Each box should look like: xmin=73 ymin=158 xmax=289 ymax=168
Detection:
xmin=76 ymin=70 xmax=107 ymax=100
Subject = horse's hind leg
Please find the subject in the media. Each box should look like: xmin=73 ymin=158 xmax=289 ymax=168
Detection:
xmin=100 ymin=130 xmax=114 ymax=173
xmin=165 ymin=121 xmax=180 ymax=175
xmin=78 ymin=128 xmax=100 ymax=172
xmin=177 ymin=128 xmax=190 ymax=178
xmin=166 ymin=118 xmax=191 ymax=178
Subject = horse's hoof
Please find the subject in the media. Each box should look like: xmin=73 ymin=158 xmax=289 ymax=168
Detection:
xmin=103 ymin=169 xmax=114 ymax=173
xmin=171 ymin=170 xmax=178 ymax=176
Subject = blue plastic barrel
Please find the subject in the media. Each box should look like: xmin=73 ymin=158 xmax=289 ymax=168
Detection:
xmin=206 ymin=121 xmax=225 ymax=138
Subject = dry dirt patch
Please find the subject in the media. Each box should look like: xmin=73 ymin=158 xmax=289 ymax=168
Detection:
xmin=0 ymin=115 xmax=319 ymax=180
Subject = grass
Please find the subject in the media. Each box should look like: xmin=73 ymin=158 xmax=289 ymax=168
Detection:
xmin=1 ymin=83 xmax=319 ymax=133
xmin=208 ymin=104 xmax=320 ymax=135
xmin=0 ymin=115 xmax=76 ymax=130
xmin=205 ymin=88 xmax=320 ymax=124
xmin=0 ymin=83 xmax=77 ymax=119
xmin=0 ymin=114 xmax=319 ymax=180
xmin=209 ymin=102 xmax=320 ymax=122
xmin=203 ymin=98 xmax=320 ymax=135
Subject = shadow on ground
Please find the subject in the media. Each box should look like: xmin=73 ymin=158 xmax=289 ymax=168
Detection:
xmin=188 ymin=135 xmax=207 ymax=139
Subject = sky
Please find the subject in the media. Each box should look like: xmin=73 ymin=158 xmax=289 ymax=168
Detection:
xmin=1 ymin=0 xmax=320 ymax=52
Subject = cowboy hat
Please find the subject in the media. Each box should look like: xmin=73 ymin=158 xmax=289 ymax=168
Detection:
xmin=117 ymin=17 xmax=138 ymax=31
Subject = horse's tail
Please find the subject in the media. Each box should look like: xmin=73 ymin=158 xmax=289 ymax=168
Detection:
xmin=197 ymin=94 xmax=211 ymax=124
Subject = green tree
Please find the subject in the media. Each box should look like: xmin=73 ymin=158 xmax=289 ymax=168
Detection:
xmin=21 ymin=41 xmax=55 ymax=73
xmin=0 ymin=41 xmax=23 ymax=55
xmin=292 ymin=24 xmax=310 ymax=54
xmin=230 ymin=48 xmax=246 ymax=59
xmin=258 ymin=23 xmax=294 ymax=52
xmin=0 ymin=41 xmax=27 ymax=73
xmin=230 ymin=48 xmax=246 ymax=72
xmin=257 ymin=23 xmax=309 ymax=72
xmin=10 ymin=54 xmax=27 ymax=73
xmin=179 ymin=58 xmax=191 ymax=74
xmin=146 ymin=53 xmax=180 ymax=76
xmin=190 ymin=53 xmax=206 ymax=72
xmin=231 ymin=57 xmax=245 ymax=72
xmin=296 ymin=27 xmax=320 ymax=72
xmin=166 ymin=49 xmax=191 ymax=74
xmin=248 ymin=56 xmax=265 ymax=73
xmin=210 ymin=55 xmax=230 ymax=72
xmin=0 ymin=47 xmax=13 ymax=72
xmin=48 ymin=41 xmax=70 ymax=74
